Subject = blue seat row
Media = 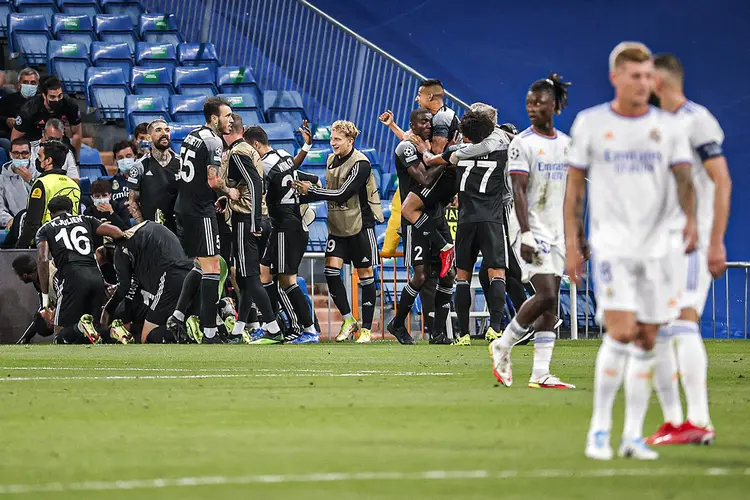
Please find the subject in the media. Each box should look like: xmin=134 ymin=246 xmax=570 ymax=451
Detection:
xmin=167 ymin=121 xmax=298 ymax=157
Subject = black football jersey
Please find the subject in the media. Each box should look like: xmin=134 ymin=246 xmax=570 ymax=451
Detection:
xmin=35 ymin=214 xmax=101 ymax=272
xmin=432 ymin=106 xmax=460 ymax=148
xmin=394 ymin=139 xmax=423 ymax=197
xmin=455 ymin=149 xmax=508 ymax=223
xmin=261 ymin=149 xmax=317 ymax=231
xmin=175 ymin=126 xmax=223 ymax=217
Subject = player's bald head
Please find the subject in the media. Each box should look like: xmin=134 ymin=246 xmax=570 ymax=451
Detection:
xmin=653 ymin=53 xmax=684 ymax=87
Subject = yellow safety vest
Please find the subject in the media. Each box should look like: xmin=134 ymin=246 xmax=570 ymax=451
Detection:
xmin=32 ymin=173 xmax=80 ymax=224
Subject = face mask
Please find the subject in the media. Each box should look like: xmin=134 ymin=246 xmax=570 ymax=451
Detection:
xmin=20 ymin=84 xmax=37 ymax=98
xmin=48 ymin=99 xmax=63 ymax=113
xmin=12 ymin=158 xmax=29 ymax=169
xmin=138 ymin=140 xmax=151 ymax=151
xmin=117 ymin=157 xmax=135 ymax=173
xmin=93 ymin=197 xmax=111 ymax=207
xmin=35 ymin=158 xmax=44 ymax=173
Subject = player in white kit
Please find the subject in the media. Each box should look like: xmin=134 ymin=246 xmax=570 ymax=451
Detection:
xmin=491 ymin=73 xmax=577 ymax=389
xmin=646 ymin=53 xmax=731 ymax=446
xmin=564 ymin=42 xmax=698 ymax=461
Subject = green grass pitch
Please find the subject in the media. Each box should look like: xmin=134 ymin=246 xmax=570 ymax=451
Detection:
xmin=0 ymin=340 xmax=747 ymax=499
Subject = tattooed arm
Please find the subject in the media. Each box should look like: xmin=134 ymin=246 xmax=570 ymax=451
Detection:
xmin=672 ymin=163 xmax=698 ymax=253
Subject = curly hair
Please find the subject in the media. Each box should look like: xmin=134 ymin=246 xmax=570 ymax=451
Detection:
xmin=331 ymin=120 xmax=359 ymax=140
xmin=529 ymin=73 xmax=571 ymax=115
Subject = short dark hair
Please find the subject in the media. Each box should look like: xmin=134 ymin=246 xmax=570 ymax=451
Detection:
xmin=203 ymin=97 xmax=231 ymax=123
xmin=134 ymin=122 xmax=149 ymax=138
xmin=244 ymin=125 xmax=268 ymax=146
xmin=90 ymin=178 xmax=111 ymax=196
xmin=529 ymin=73 xmax=571 ymax=114
xmin=459 ymin=110 xmax=495 ymax=144
xmin=12 ymin=254 xmax=36 ymax=276
xmin=39 ymin=75 xmax=63 ymax=95
xmin=229 ymin=113 xmax=243 ymax=134
xmin=48 ymin=195 xmax=73 ymax=214
xmin=39 ymin=140 xmax=68 ymax=170
xmin=10 ymin=137 xmax=30 ymax=150
xmin=112 ymin=139 xmax=137 ymax=157
xmin=653 ymin=53 xmax=684 ymax=83
xmin=410 ymin=107 xmax=431 ymax=125
xmin=420 ymin=79 xmax=443 ymax=90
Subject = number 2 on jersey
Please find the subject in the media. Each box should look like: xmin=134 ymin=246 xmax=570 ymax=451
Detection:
xmin=280 ymin=173 xmax=298 ymax=205
xmin=54 ymin=226 xmax=91 ymax=255
xmin=179 ymin=147 xmax=196 ymax=183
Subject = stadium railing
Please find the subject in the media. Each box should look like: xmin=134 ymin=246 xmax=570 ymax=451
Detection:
xmin=140 ymin=0 xmax=470 ymax=161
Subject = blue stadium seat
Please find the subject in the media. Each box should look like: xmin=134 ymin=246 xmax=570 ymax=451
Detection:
xmin=173 ymin=66 xmax=217 ymax=97
xmin=309 ymin=201 xmax=327 ymax=220
xmin=79 ymin=164 xmax=107 ymax=182
xmin=380 ymin=199 xmax=392 ymax=220
xmin=131 ymin=66 xmax=173 ymax=101
xmin=301 ymin=146 xmax=331 ymax=167
xmin=14 ymin=0 xmax=57 ymax=26
xmin=136 ymin=42 xmax=177 ymax=71
xmin=138 ymin=13 xmax=181 ymax=44
xmin=167 ymin=122 xmax=199 ymax=153
xmin=217 ymin=93 xmax=263 ymax=125
xmin=85 ymin=66 xmax=129 ymax=120
xmin=94 ymin=14 xmax=137 ymax=56
xmin=91 ymin=41 xmax=132 ymax=76
xmin=263 ymin=122 xmax=297 ymax=154
xmin=57 ymin=0 xmax=101 ymax=20
xmin=125 ymin=95 xmax=168 ymax=135
xmin=307 ymin=220 xmax=328 ymax=253
xmin=48 ymin=40 xmax=90 ymax=93
xmin=100 ymin=0 xmax=142 ymax=25
xmin=0 ymin=0 xmax=12 ymax=38
xmin=178 ymin=43 xmax=220 ymax=73
xmin=52 ymin=13 xmax=95 ymax=45
xmin=216 ymin=66 xmax=261 ymax=102
xmin=312 ymin=124 xmax=331 ymax=146
xmin=8 ymin=14 xmax=53 ymax=65
xmin=169 ymin=94 xmax=206 ymax=123
xmin=359 ymin=147 xmax=382 ymax=173
xmin=382 ymin=170 xmax=397 ymax=199
xmin=79 ymin=144 xmax=101 ymax=165
xmin=263 ymin=90 xmax=307 ymax=127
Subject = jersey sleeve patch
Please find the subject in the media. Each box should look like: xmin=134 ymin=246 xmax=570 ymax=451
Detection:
xmin=31 ymin=187 xmax=42 ymax=199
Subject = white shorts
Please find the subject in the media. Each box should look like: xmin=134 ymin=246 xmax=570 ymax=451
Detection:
xmin=668 ymin=233 xmax=712 ymax=317
xmin=511 ymin=235 xmax=565 ymax=283
xmin=593 ymin=254 xmax=676 ymax=325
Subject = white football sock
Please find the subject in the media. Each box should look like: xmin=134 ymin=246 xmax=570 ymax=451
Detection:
xmin=588 ymin=335 xmax=629 ymax=440
xmin=652 ymin=326 xmax=683 ymax=426
xmin=204 ymin=327 xmax=217 ymax=339
xmin=498 ymin=317 xmax=528 ymax=350
xmin=263 ymin=320 xmax=280 ymax=334
xmin=531 ymin=331 xmax=556 ymax=380
xmin=623 ymin=344 xmax=655 ymax=440
xmin=172 ymin=310 xmax=185 ymax=323
xmin=673 ymin=320 xmax=711 ymax=428
xmin=232 ymin=321 xmax=246 ymax=336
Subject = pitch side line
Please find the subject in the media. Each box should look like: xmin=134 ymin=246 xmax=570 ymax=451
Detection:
xmin=0 ymin=371 xmax=455 ymax=382
xmin=0 ymin=468 xmax=747 ymax=495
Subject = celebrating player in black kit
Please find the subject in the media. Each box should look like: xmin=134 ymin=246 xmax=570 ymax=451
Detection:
xmin=245 ymin=125 xmax=320 ymax=344
xmin=387 ymin=108 xmax=453 ymax=345
xmin=36 ymin=196 xmax=124 ymax=343
xmin=168 ymin=97 xmax=238 ymax=344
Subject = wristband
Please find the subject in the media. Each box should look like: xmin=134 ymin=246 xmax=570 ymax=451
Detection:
xmin=520 ymin=231 xmax=538 ymax=250
xmin=42 ymin=293 xmax=49 ymax=308
xmin=302 ymin=143 xmax=312 ymax=152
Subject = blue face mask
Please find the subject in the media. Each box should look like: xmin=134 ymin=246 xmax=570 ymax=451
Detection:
xmin=20 ymin=84 xmax=37 ymax=98
xmin=93 ymin=196 xmax=111 ymax=206
xmin=138 ymin=140 xmax=151 ymax=151
xmin=117 ymin=157 xmax=135 ymax=174
xmin=12 ymin=158 xmax=29 ymax=169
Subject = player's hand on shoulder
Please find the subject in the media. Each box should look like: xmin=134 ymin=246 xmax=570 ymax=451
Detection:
xmin=378 ymin=110 xmax=394 ymax=127
xmin=299 ymin=120 xmax=312 ymax=145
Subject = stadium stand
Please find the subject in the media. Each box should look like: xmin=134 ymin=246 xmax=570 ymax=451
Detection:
xmin=177 ymin=42 xmax=220 ymax=73
xmin=52 ymin=13 xmax=96 ymax=45
xmin=173 ymin=66 xmax=217 ymax=96
xmin=139 ymin=12 xmax=181 ymax=44
xmin=135 ymin=42 xmax=177 ymax=70
xmin=94 ymin=14 xmax=138 ymax=55
xmin=216 ymin=66 xmax=261 ymax=102
xmin=125 ymin=94 xmax=169 ymax=134
xmin=85 ymin=66 xmax=129 ymax=120
xmin=91 ymin=41 xmax=134 ymax=76
xmin=47 ymin=40 xmax=90 ymax=93
xmin=100 ymin=0 xmax=143 ymax=25
xmin=131 ymin=65 xmax=173 ymax=100
xmin=14 ymin=0 xmax=57 ymax=26
xmin=8 ymin=13 xmax=52 ymax=65
xmin=218 ymin=93 xmax=264 ymax=125
xmin=169 ymin=94 xmax=206 ymax=123
xmin=58 ymin=0 xmax=102 ymax=19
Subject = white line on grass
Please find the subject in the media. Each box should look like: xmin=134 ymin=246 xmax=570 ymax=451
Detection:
xmin=0 ymin=371 xmax=455 ymax=382
xmin=0 ymin=468 xmax=747 ymax=495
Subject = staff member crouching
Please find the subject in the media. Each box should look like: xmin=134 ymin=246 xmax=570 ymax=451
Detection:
xmin=294 ymin=120 xmax=384 ymax=344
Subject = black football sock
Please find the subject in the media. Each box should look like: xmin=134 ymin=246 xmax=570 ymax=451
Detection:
xmin=325 ymin=266 xmax=352 ymax=317
xmin=200 ymin=273 xmax=221 ymax=337
xmin=242 ymin=275 xmax=276 ymax=327
xmin=282 ymin=283 xmax=314 ymax=331
xmin=488 ymin=277 xmax=507 ymax=332
xmin=433 ymin=281 xmax=454 ymax=336
xmin=146 ymin=325 xmax=175 ymax=343
xmin=174 ymin=267 xmax=202 ymax=322
xmin=359 ymin=276 xmax=375 ymax=329
xmin=236 ymin=276 xmax=254 ymax=324
xmin=394 ymin=283 xmax=419 ymax=327
xmin=455 ymin=280 xmax=472 ymax=337
xmin=263 ymin=280 xmax=281 ymax=316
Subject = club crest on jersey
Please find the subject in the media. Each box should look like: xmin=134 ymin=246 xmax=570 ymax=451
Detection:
xmin=509 ymin=147 xmax=520 ymax=160
xmin=111 ymin=180 xmax=119 ymax=190
xmin=649 ymin=128 xmax=661 ymax=142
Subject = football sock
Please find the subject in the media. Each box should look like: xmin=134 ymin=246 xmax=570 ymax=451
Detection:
xmin=237 ymin=278 xmax=254 ymax=324
xmin=588 ymin=335 xmax=629 ymax=439
xmin=652 ymin=326 xmax=683 ymax=426
xmin=174 ymin=267 xmax=201 ymax=321
xmin=488 ymin=277 xmax=507 ymax=332
xmin=263 ymin=281 xmax=281 ymax=316
xmin=394 ymin=283 xmax=420 ymax=327
xmin=359 ymin=276 xmax=375 ymax=329
xmin=531 ymin=331 xmax=556 ymax=379
xmin=325 ymin=266 xmax=351 ymax=316
xmin=497 ymin=317 xmax=528 ymax=350
xmin=282 ymin=283 xmax=314 ymax=330
xmin=433 ymin=282 xmax=454 ymax=336
xmin=241 ymin=275 xmax=276 ymax=328
xmin=623 ymin=344 xmax=655 ymax=440
xmin=673 ymin=320 xmax=711 ymax=428
xmin=200 ymin=273 xmax=221 ymax=336
xmin=232 ymin=320 xmax=246 ymax=336
xmin=455 ymin=280 xmax=471 ymax=336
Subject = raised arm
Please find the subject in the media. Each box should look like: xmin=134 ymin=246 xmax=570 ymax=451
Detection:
xmin=454 ymin=126 xmax=504 ymax=160
xmin=379 ymin=110 xmax=406 ymax=141
xmin=293 ymin=121 xmax=313 ymax=168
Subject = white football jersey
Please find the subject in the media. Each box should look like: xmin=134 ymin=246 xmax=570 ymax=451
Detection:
xmin=507 ymin=127 xmax=570 ymax=245
xmin=567 ymin=103 xmax=693 ymax=258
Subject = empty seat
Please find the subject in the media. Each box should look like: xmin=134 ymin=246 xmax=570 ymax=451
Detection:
xmin=52 ymin=13 xmax=95 ymax=44
xmin=178 ymin=43 xmax=220 ymax=72
xmin=263 ymin=122 xmax=297 ymax=154
xmin=0 ymin=0 xmax=12 ymax=38
xmin=8 ymin=14 xmax=53 ymax=65
xmin=58 ymin=0 xmax=102 ymax=20
xmin=216 ymin=66 xmax=261 ymax=101
xmin=14 ymin=0 xmax=57 ymax=26
xmin=139 ymin=13 xmax=181 ymax=45
xmin=48 ymin=40 xmax=90 ymax=93
xmin=79 ymin=144 xmax=102 ymax=165
xmin=173 ymin=66 xmax=217 ymax=97
xmin=169 ymin=94 xmax=206 ymax=123
xmin=94 ymin=14 xmax=138 ymax=56
xmin=307 ymin=220 xmax=328 ymax=252
xmin=136 ymin=42 xmax=177 ymax=71
xmin=125 ymin=95 xmax=169 ymax=135
xmin=100 ymin=0 xmax=142 ymax=25
xmin=91 ymin=41 xmax=132 ymax=76
xmin=263 ymin=90 xmax=307 ymax=130
xmin=359 ymin=147 xmax=382 ymax=173
xmin=85 ymin=66 xmax=129 ymax=120
xmin=168 ymin=122 xmax=200 ymax=153
xmin=312 ymin=124 xmax=331 ymax=146
xmin=131 ymin=66 xmax=174 ymax=101
xmin=301 ymin=146 xmax=332 ymax=167
xmin=218 ymin=93 xmax=263 ymax=125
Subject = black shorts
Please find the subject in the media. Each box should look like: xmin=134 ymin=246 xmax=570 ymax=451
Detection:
xmin=143 ymin=268 xmax=189 ymax=326
xmin=54 ymin=266 xmax=105 ymax=328
xmin=455 ymin=221 xmax=507 ymax=271
xmin=177 ymin=214 xmax=220 ymax=258
xmin=233 ymin=217 xmax=262 ymax=278
xmin=415 ymin=170 xmax=457 ymax=209
xmin=261 ymin=228 xmax=308 ymax=275
xmin=403 ymin=209 xmax=452 ymax=268
xmin=326 ymin=227 xmax=379 ymax=268
xmin=258 ymin=216 xmax=272 ymax=257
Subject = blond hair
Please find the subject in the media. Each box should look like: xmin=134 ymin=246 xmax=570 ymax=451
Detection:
xmin=331 ymin=120 xmax=359 ymax=140
xmin=469 ymin=102 xmax=498 ymax=125
xmin=609 ymin=41 xmax=652 ymax=72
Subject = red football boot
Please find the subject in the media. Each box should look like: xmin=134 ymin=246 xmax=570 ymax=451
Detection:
xmin=439 ymin=244 xmax=455 ymax=278
xmin=646 ymin=422 xmax=681 ymax=445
